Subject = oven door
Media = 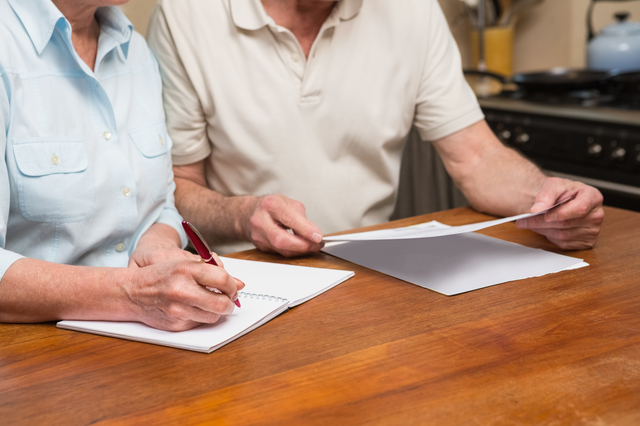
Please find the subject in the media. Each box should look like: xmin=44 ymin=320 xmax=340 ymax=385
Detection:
xmin=483 ymin=106 xmax=640 ymax=213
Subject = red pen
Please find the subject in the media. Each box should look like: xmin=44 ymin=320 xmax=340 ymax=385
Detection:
xmin=182 ymin=220 xmax=241 ymax=308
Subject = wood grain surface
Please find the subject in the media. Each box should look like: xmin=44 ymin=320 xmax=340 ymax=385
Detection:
xmin=1 ymin=206 xmax=639 ymax=425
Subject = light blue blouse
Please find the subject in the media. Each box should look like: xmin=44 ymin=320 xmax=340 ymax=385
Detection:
xmin=0 ymin=0 xmax=187 ymax=279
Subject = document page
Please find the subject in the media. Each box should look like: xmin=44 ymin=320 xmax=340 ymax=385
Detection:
xmin=323 ymin=221 xmax=587 ymax=296
xmin=221 ymin=257 xmax=354 ymax=306
xmin=324 ymin=200 xmax=570 ymax=242
xmin=58 ymin=296 xmax=289 ymax=353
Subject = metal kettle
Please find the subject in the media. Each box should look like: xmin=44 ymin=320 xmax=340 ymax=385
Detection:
xmin=587 ymin=0 xmax=640 ymax=72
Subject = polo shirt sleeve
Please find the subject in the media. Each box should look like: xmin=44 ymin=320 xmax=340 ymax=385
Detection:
xmin=147 ymin=1 xmax=212 ymax=166
xmin=413 ymin=0 xmax=485 ymax=142
xmin=0 ymin=74 xmax=25 ymax=280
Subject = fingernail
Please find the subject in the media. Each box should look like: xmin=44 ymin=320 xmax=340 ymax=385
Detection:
xmin=531 ymin=202 xmax=546 ymax=212
xmin=516 ymin=219 xmax=527 ymax=228
xmin=312 ymin=232 xmax=322 ymax=243
xmin=548 ymin=213 xmax=557 ymax=222
xmin=234 ymin=277 xmax=246 ymax=290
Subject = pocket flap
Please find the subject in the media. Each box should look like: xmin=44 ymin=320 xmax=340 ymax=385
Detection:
xmin=130 ymin=124 xmax=169 ymax=158
xmin=12 ymin=139 xmax=89 ymax=177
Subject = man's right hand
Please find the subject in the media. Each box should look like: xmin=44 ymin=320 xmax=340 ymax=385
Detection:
xmin=126 ymin=259 xmax=245 ymax=331
xmin=247 ymin=194 xmax=324 ymax=257
xmin=173 ymin=161 xmax=324 ymax=257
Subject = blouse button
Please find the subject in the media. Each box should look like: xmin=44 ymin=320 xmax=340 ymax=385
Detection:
xmin=122 ymin=187 xmax=131 ymax=197
xmin=115 ymin=243 xmax=126 ymax=252
xmin=103 ymin=131 xmax=112 ymax=140
xmin=51 ymin=155 xmax=59 ymax=165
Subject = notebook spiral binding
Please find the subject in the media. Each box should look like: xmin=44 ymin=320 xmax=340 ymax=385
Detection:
xmin=238 ymin=291 xmax=288 ymax=303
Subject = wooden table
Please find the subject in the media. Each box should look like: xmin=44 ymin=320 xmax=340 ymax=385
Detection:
xmin=2 ymin=206 xmax=639 ymax=425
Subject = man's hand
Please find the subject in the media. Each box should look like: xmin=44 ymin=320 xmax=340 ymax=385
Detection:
xmin=173 ymin=161 xmax=323 ymax=257
xmin=515 ymin=177 xmax=604 ymax=250
xmin=248 ymin=194 xmax=324 ymax=257
xmin=129 ymin=223 xmax=195 ymax=268
xmin=126 ymin=259 xmax=245 ymax=331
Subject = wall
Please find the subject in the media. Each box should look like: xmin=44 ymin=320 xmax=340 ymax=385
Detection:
xmin=441 ymin=0 xmax=640 ymax=73
xmin=119 ymin=0 xmax=157 ymax=37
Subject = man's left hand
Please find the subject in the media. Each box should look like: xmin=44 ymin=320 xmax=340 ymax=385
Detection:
xmin=515 ymin=177 xmax=604 ymax=250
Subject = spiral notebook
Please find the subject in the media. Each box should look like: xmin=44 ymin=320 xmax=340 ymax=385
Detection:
xmin=57 ymin=258 xmax=354 ymax=353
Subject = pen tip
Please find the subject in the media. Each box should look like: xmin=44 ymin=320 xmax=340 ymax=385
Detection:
xmin=234 ymin=299 xmax=242 ymax=308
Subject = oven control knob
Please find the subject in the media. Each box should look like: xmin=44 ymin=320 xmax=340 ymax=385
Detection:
xmin=587 ymin=144 xmax=603 ymax=157
xmin=515 ymin=133 xmax=530 ymax=144
xmin=499 ymin=130 xmax=511 ymax=141
xmin=611 ymin=147 xmax=626 ymax=161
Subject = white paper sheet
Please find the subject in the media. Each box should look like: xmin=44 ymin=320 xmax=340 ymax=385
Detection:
xmin=220 ymin=257 xmax=355 ymax=306
xmin=323 ymin=201 xmax=568 ymax=242
xmin=58 ymin=296 xmax=289 ymax=353
xmin=322 ymin=221 xmax=587 ymax=296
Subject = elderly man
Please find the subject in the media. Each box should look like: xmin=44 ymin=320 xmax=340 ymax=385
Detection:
xmin=0 ymin=0 xmax=243 ymax=330
xmin=147 ymin=0 xmax=604 ymax=257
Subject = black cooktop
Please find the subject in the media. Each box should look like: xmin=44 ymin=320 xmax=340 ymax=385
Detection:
xmin=496 ymin=89 xmax=640 ymax=111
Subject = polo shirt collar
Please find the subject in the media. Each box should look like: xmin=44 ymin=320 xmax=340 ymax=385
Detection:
xmin=335 ymin=0 xmax=362 ymax=21
xmin=7 ymin=0 xmax=133 ymax=58
xmin=230 ymin=0 xmax=363 ymax=31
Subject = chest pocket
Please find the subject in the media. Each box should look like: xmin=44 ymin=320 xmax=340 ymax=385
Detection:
xmin=130 ymin=124 xmax=170 ymax=203
xmin=12 ymin=138 xmax=95 ymax=222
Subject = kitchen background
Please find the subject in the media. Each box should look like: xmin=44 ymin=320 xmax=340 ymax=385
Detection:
xmin=120 ymin=1 xmax=640 ymax=217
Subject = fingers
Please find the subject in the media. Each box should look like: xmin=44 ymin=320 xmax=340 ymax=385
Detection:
xmin=190 ymin=261 xmax=240 ymax=301
xmin=516 ymin=205 xmax=604 ymax=230
xmin=250 ymin=195 xmax=324 ymax=257
xmin=209 ymin=251 xmax=246 ymax=291
xmin=128 ymin=257 xmax=141 ymax=269
xmin=128 ymin=259 xmax=244 ymax=331
xmin=523 ymin=220 xmax=602 ymax=250
xmin=152 ymin=305 xmax=223 ymax=332
xmin=530 ymin=177 xmax=568 ymax=213
xmin=262 ymin=195 xmax=323 ymax=243
xmin=530 ymin=177 xmax=603 ymax=218
xmin=256 ymin=220 xmax=324 ymax=257
xmin=518 ymin=178 xmax=604 ymax=250
xmin=545 ymin=184 xmax=603 ymax=223
xmin=211 ymin=252 xmax=224 ymax=268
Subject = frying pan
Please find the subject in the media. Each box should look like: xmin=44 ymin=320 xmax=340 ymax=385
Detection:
xmin=605 ymin=70 xmax=640 ymax=93
xmin=464 ymin=68 xmax=611 ymax=93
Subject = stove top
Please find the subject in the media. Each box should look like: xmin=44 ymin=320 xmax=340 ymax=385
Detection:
xmin=478 ymin=91 xmax=640 ymax=127
xmin=478 ymin=89 xmax=640 ymax=212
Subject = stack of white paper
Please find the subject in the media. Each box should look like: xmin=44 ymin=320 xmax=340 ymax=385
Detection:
xmin=322 ymin=221 xmax=587 ymax=296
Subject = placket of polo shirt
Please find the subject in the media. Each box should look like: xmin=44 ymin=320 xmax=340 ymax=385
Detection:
xmin=269 ymin=25 xmax=306 ymax=93
xmin=298 ymin=24 xmax=336 ymax=105
xmin=268 ymin=13 xmax=339 ymax=104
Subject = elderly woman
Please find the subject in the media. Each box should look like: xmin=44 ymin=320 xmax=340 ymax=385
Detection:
xmin=0 ymin=0 xmax=243 ymax=330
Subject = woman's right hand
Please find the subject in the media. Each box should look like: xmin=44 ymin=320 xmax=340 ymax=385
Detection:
xmin=125 ymin=259 xmax=245 ymax=331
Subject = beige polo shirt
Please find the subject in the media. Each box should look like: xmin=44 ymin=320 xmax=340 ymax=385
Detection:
xmin=148 ymin=0 xmax=484 ymax=254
